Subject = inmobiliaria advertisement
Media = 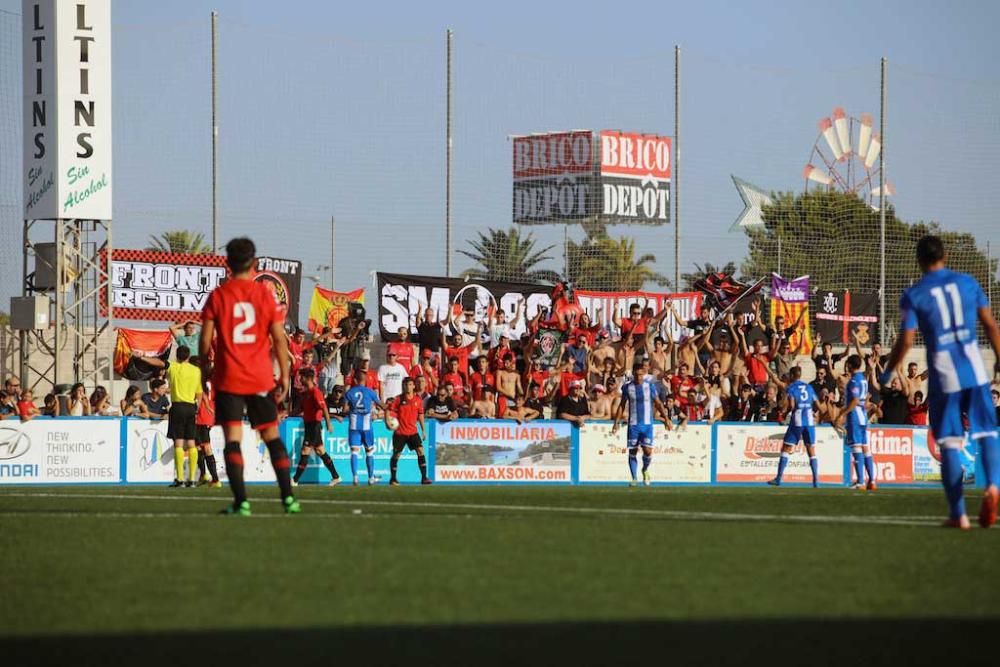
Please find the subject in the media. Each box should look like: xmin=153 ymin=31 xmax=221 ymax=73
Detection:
xmin=433 ymin=420 xmax=572 ymax=483
xmin=715 ymin=423 xmax=842 ymax=484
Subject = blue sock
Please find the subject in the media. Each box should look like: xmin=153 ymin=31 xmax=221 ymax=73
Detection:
xmin=641 ymin=455 xmax=652 ymax=472
xmin=809 ymin=456 xmax=819 ymax=486
xmin=628 ymin=452 xmax=638 ymax=480
xmin=864 ymin=455 xmax=875 ymax=484
xmin=350 ymin=450 xmax=359 ymax=478
xmin=366 ymin=453 xmax=375 ymax=478
xmin=852 ymin=452 xmax=865 ymax=485
xmin=775 ymin=453 xmax=789 ymax=482
xmin=980 ymin=437 xmax=1000 ymax=488
xmin=940 ymin=447 xmax=966 ymax=520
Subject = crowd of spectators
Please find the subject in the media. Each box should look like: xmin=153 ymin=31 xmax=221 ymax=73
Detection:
xmin=5 ymin=297 xmax=1000 ymax=431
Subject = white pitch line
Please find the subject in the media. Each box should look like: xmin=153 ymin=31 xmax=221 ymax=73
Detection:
xmin=0 ymin=491 xmax=945 ymax=528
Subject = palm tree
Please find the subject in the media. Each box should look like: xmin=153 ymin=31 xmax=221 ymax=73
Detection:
xmin=578 ymin=236 xmax=670 ymax=291
xmin=681 ymin=261 xmax=739 ymax=292
xmin=459 ymin=227 xmax=561 ymax=284
xmin=146 ymin=230 xmax=213 ymax=255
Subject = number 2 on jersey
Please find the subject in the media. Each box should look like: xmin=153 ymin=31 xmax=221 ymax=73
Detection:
xmin=930 ymin=284 xmax=964 ymax=329
xmin=232 ymin=302 xmax=256 ymax=343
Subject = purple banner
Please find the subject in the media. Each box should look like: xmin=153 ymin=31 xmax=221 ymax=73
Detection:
xmin=770 ymin=273 xmax=810 ymax=303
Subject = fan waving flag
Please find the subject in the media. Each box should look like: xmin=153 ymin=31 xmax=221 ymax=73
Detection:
xmin=770 ymin=274 xmax=813 ymax=354
xmin=693 ymin=272 xmax=766 ymax=315
xmin=308 ymin=287 xmax=365 ymax=333
xmin=114 ymin=328 xmax=173 ymax=380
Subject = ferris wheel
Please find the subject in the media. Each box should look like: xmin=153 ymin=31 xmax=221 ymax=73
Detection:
xmin=802 ymin=107 xmax=895 ymax=207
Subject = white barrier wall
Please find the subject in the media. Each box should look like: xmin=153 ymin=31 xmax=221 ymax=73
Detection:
xmin=0 ymin=418 xmax=120 ymax=484
xmin=578 ymin=423 xmax=711 ymax=484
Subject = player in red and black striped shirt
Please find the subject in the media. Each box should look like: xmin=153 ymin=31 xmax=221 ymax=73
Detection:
xmin=386 ymin=377 xmax=431 ymax=485
xmin=200 ymin=237 xmax=299 ymax=516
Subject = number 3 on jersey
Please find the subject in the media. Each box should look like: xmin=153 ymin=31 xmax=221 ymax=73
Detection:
xmin=233 ymin=302 xmax=256 ymax=343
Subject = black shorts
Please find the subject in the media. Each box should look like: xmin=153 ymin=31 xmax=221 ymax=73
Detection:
xmin=302 ymin=421 xmax=324 ymax=447
xmin=215 ymin=391 xmax=279 ymax=430
xmin=195 ymin=425 xmax=212 ymax=445
xmin=167 ymin=402 xmax=197 ymax=440
xmin=392 ymin=432 xmax=422 ymax=454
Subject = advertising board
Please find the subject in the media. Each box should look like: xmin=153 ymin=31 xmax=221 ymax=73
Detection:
xmin=578 ymin=422 xmax=710 ymax=484
xmin=715 ymin=423 xmax=842 ymax=483
xmin=434 ymin=420 xmax=572 ymax=483
xmin=0 ymin=417 xmax=120 ymax=484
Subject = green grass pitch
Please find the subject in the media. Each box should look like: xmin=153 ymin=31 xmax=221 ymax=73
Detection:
xmin=1 ymin=485 xmax=997 ymax=666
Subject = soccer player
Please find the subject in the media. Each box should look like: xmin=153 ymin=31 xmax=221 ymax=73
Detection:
xmin=292 ymin=368 xmax=341 ymax=486
xmin=386 ymin=377 xmax=431 ymax=485
xmin=768 ymin=366 xmax=820 ymax=487
xmin=194 ymin=378 xmax=221 ymax=488
xmin=881 ymin=235 xmax=1000 ymax=529
xmin=611 ymin=363 xmax=669 ymax=487
xmin=166 ymin=345 xmax=202 ymax=488
xmin=345 ymin=367 xmax=388 ymax=485
xmin=840 ymin=354 xmax=876 ymax=491
xmin=199 ymin=237 xmax=300 ymax=516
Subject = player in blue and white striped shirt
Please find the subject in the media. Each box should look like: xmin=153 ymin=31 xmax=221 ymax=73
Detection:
xmin=768 ymin=366 xmax=820 ymax=487
xmin=881 ymin=235 xmax=1000 ymax=529
xmin=840 ymin=354 xmax=876 ymax=490
xmin=345 ymin=368 xmax=388 ymax=486
xmin=612 ymin=364 xmax=670 ymax=487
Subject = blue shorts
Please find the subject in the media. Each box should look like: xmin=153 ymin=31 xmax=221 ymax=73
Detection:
xmin=348 ymin=429 xmax=374 ymax=448
xmin=844 ymin=420 xmax=868 ymax=446
xmin=627 ymin=424 xmax=654 ymax=449
xmin=783 ymin=424 xmax=815 ymax=446
xmin=929 ymin=384 xmax=998 ymax=446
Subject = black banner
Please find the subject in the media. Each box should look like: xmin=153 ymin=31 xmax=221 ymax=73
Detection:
xmin=377 ymin=273 xmax=553 ymax=341
xmin=255 ymin=256 xmax=302 ymax=330
xmin=813 ymin=289 xmax=879 ymax=345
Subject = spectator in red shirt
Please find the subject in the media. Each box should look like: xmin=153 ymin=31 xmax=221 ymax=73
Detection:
xmin=288 ymin=328 xmax=309 ymax=367
xmin=410 ymin=349 xmax=439 ymax=394
xmin=907 ymin=390 xmax=929 ymax=425
xmin=468 ymin=356 xmax=495 ymax=402
xmin=614 ymin=303 xmax=647 ymax=338
xmin=440 ymin=357 xmax=469 ymax=406
xmin=442 ymin=330 xmax=480 ymax=377
xmin=738 ymin=331 xmax=770 ymax=388
xmin=387 ymin=326 xmax=418 ymax=371
xmin=387 ymin=377 xmax=431 ymax=485
xmin=488 ymin=335 xmax=516 ymax=372
xmin=17 ymin=389 xmax=40 ymax=422
xmin=557 ymin=358 xmax=585 ymax=399
xmin=345 ymin=351 xmax=380 ymax=392
xmin=669 ymin=362 xmax=697 ymax=408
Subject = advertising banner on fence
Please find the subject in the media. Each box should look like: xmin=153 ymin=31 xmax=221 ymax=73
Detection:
xmin=770 ymin=273 xmax=813 ymax=354
xmin=814 ymin=289 xmax=879 ymax=345
xmin=599 ymin=131 xmax=671 ymax=224
xmin=577 ymin=422 xmax=711 ymax=484
xmin=124 ymin=419 xmax=275 ymax=483
xmin=103 ymin=250 xmax=301 ymax=327
xmin=867 ymin=426 xmax=916 ymax=484
xmin=715 ymin=423 xmax=842 ymax=483
xmin=0 ymin=417 xmax=120 ymax=484
xmin=434 ymin=420 xmax=572 ymax=483
xmin=377 ymin=273 xmax=552 ymax=341
xmin=281 ymin=418 xmax=423 ymax=484
xmin=512 ymin=131 xmax=597 ymax=224
xmin=23 ymin=0 xmax=113 ymax=220
xmin=910 ymin=428 xmax=981 ymax=485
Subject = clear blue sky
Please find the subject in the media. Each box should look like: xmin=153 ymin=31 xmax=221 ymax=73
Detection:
xmin=2 ymin=0 xmax=998 ymax=324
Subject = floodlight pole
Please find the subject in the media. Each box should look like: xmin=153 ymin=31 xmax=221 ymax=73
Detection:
xmin=879 ymin=57 xmax=887 ymax=346
xmin=211 ymin=11 xmax=220 ymax=252
xmin=330 ymin=215 xmax=336 ymax=289
xmin=674 ymin=45 xmax=681 ymax=291
xmin=445 ymin=29 xmax=453 ymax=277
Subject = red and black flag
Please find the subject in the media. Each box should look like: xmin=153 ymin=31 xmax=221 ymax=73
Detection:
xmin=813 ymin=290 xmax=879 ymax=345
xmin=114 ymin=328 xmax=173 ymax=381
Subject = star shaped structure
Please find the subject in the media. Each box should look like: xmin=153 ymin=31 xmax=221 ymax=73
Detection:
xmin=730 ymin=175 xmax=772 ymax=231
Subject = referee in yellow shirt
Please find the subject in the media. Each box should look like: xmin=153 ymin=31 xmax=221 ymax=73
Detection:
xmin=167 ymin=345 xmax=203 ymax=487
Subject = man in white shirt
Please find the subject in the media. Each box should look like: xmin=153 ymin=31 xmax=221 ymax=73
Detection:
xmin=377 ymin=350 xmax=408 ymax=402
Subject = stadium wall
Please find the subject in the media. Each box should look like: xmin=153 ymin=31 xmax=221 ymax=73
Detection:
xmin=0 ymin=418 xmax=986 ymax=488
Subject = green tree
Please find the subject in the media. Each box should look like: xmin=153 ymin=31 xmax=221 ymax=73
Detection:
xmin=146 ymin=230 xmax=213 ymax=255
xmin=0 ymin=311 xmax=9 ymax=327
xmin=566 ymin=222 xmax=671 ymax=291
xmin=741 ymin=189 xmax=998 ymax=332
xmin=458 ymin=227 xmax=561 ymax=284
xmin=681 ymin=261 xmax=739 ymax=292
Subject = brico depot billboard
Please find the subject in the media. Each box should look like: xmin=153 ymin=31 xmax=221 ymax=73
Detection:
xmin=512 ymin=130 xmax=671 ymax=225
